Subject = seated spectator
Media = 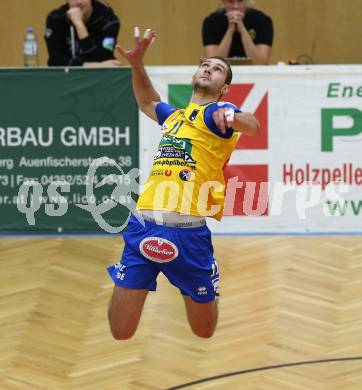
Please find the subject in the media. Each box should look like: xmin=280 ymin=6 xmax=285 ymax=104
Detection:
xmin=45 ymin=0 xmax=121 ymax=67
xmin=202 ymin=0 xmax=273 ymax=65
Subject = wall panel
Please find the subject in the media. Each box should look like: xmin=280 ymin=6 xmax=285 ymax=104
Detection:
xmin=0 ymin=0 xmax=361 ymax=67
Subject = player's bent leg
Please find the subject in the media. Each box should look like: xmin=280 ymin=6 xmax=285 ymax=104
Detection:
xmin=108 ymin=285 xmax=149 ymax=340
xmin=183 ymin=295 xmax=218 ymax=338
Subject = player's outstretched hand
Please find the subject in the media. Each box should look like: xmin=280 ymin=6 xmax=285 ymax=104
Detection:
xmin=116 ymin=27 xmax=156 ymax=67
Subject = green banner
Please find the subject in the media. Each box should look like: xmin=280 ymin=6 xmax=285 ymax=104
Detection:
xmin=168 ymin=84 xmax=192 ymax=108
xmin=0 ymin=68 xmax=138 ymax=233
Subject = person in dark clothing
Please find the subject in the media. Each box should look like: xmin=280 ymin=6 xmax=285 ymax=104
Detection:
xmin=202 ymin=0 xmax=273 ymax=65
xmin=45 ymin=0 xmax=121 ymax=67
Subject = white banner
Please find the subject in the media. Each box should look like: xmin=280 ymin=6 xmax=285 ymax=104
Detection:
xmin=139 ymin=65 xmax=362 ymax=233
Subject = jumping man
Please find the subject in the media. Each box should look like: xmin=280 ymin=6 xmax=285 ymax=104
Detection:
xmin=107 ymin=28 xmax=259 ymax=339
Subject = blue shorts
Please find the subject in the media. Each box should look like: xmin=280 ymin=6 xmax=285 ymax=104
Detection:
xmin=107 ymin=215 xmax=220 ymax=303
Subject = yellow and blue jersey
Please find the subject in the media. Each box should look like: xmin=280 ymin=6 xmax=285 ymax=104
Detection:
xmin=137 ymin=101 xmax=241 ymax=220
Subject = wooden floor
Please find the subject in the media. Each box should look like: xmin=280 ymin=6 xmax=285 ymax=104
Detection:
xmin=1 ymin=235 xmax=362 ymax=390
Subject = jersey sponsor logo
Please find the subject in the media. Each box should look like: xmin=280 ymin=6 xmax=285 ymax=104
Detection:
xmin=114 ymin=262 xmax=126 ymax=271
xmin=140 ymin=237 xmax=179 ymax=263
xmin=150 ymin=169 xmax=164 ymax=176
xmin=155 ymin=146 xmax=185 ymax=160
xmin=114 ymin=263 xmax=126 ymax=280
xmin=159 ymin=135 xmax=191 ymax=152
xmin=197 ymin=286 xmax=208 ymax=296
xmin=154 ymin=135 xmax=196 ymax=165
xmin=184 ymin=152 xmax=196 ymax=164
xmin=153 ymin=159 xmax=197 ymax=171
xmin=211 ymin=278 xmax=219 ymax=295
xmin=150 ymin=169 xmax=173 ymax=176
xmin=189 ymin=109 xmax=199 ymax=121
xmin=179 ymin=169 xmax=194 ymax=181
xmin=211 ymin=260 xmax=219 ymax=295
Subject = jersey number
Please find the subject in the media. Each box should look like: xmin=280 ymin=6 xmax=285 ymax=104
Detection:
xmin=169 ymin=120 xmax=184 ymax=135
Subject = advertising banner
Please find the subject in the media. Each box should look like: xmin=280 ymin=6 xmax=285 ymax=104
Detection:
xmin=0 ymin=68 xmax=138 ymax=233
xmin=140 ymin=66 xmax=362 ymax=233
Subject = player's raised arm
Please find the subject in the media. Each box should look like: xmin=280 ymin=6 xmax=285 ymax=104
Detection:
xmin=116 ymin=27 xmax=160 ymax=122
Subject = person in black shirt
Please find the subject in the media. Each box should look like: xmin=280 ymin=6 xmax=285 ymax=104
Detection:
xmin=45 ymin=0 xmax=121 ymax=67
xmin=202 ymin=0 xmax=273 ymax=65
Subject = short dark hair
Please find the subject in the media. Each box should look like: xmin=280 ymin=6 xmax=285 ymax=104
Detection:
xmin=200 ymin=56 xmax=233 ymax=85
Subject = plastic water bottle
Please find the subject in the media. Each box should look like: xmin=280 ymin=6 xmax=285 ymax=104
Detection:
xmin=24 ymin=27 xmax=38 ymax=67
